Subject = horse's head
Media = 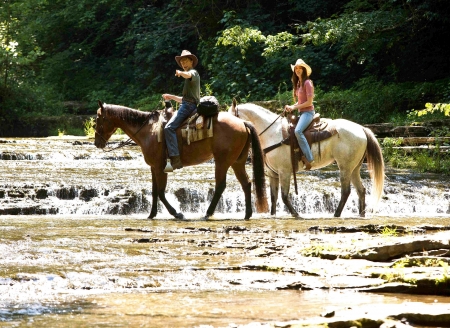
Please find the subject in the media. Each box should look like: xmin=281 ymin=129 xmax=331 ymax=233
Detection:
xmin=95 ymin=101 xmax=118 ymax=149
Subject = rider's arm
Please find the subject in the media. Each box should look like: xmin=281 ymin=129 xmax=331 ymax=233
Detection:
xmin=163 ymin=94 xmax=182 ymax=103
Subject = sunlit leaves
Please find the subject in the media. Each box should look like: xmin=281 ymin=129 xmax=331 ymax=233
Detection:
xmin=217 ymin=26 xmax=266 ymax=58
xmin=263 ymin=32 xmax=298 ymax=56
xmin=410 ymin=103 xmax=450 ymax=118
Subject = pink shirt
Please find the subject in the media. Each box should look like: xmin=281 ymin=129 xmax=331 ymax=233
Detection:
xmin=295 ymin=79 xmax=314 ymax=112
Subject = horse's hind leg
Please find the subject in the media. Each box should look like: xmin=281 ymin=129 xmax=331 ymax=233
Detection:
xmin=269 ymin=176 xmax=279 ymax=216
xmin=204 ymin=166 xmax=228 ymax=220
xmin=351 ymin=164 xmax=366 ymax=217
xmin=334 ymin=170 xmax=352 ymax=217
xmin=232 ymin=162 xmax=252 ymax=220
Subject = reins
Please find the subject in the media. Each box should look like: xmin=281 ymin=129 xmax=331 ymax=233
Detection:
xmin=257 ymin=109 xmax=286 ymax=137
xmin=234 ymin=104 xmax=286 ymax=137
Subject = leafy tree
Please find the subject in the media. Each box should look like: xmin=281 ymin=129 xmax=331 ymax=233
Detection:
xmin=1 ymin=0 xmax=449 ymax=123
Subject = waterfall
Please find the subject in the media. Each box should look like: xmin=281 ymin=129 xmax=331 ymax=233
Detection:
xmin=0 ymin=137 xmax=449 ymax=217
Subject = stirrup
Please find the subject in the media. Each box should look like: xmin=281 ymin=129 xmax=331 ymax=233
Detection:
xmin=164 ymin=159 xmax=173 ymax=173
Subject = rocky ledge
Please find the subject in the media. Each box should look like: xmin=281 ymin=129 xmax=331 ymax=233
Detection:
xmin=128 ymin=223 xmax=450 ymax=327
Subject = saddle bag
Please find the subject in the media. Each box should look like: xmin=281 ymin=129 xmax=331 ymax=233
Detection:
xmin=197 ymin=96 xmax=219 ymax=117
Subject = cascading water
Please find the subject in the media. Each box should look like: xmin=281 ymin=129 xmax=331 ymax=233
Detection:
xmin=0 ymin=136 xmax=449 ymax=217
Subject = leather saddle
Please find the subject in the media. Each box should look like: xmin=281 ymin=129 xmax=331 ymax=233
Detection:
xmin=283 ymin=113 xmax=338 ymax=172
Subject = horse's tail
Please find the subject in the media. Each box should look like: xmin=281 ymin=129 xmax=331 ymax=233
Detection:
xmin=363 ymin=127 xmax=385 ymax=209
xmin=244 ymin=121 xmax=269 ymax=213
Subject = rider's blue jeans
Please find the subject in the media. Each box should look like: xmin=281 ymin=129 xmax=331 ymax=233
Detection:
xmin=294 ymin=110 xmax=315 ymax=162
xmin=164 ymin=100 xmax=197 ymax=157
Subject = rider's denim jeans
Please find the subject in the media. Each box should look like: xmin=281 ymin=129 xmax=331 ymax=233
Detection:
xmin=294 ymin=110 xmax=315 ymax=162
xmin=164 ymin=100 xmax=197 ymax=157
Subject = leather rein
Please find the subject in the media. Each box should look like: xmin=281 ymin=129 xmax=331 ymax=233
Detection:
xmin=235 ymin=105 xmax=287 ymax=154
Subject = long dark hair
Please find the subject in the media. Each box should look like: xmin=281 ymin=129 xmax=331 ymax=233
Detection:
xmin=291 ymin=69 xmax=311 ymax=102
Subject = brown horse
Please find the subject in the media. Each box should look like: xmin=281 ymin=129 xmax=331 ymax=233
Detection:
xmin=94 ymin=101 xmax=268 ymax=220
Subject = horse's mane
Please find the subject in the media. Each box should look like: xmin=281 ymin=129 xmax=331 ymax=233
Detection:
xmin=237 ymin=103 xmax=278 ymax=119
xmin=104 ymin=104 xmax=159 ymax=128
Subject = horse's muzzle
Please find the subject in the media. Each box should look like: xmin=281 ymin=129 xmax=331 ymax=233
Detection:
xmin=94 ymin=138 xmax=106 ymax=149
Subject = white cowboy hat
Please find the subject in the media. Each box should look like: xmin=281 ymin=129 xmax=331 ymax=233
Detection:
xmin=175 ymin=50 xmax=198 ymax=68
xmin=290 ymin=59 xmax=312 ymax=76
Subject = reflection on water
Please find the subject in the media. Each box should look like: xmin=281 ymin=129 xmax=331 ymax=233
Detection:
xmin=2 ymin=215 xmax=450 ymax=326
xmin=6 ymin=290 xmax=448 ymax=328
xmin=1 ymin=136 xmax=450 ymax=326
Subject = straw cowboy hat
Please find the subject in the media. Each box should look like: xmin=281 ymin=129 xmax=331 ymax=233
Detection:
xmin=290 ymin=59 xmax=312 ymax=76
xmin=175 ymin=50 xmax=198 ymax=69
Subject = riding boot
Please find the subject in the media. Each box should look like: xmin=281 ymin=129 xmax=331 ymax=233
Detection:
xmin=301 ymin=155 xmax=312 ymax=171
xmin=170 ymin=155 xmax=183 ymax=170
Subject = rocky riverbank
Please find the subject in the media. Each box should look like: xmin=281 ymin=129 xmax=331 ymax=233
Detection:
xmin=2 ymin=214 xmax=450 ymax=327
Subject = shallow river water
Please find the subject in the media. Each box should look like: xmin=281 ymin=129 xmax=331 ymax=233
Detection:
xmin=1 ymin=136 xmax=450 ymax=327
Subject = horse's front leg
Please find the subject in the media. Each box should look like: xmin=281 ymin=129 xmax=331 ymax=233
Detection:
xmin=268 ymin=176 xmax=279 ymax=216
xmin=148 ymin=168 xmax=159 ymax=219
xmin=153 ymin=169 xmax=184 ymax=220
xmin=280 ymin=172 xmax=300 ymax=218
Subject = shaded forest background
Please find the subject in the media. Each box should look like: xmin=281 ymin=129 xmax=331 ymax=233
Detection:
xmin=1 ymin=0 xmax=449 ymax=129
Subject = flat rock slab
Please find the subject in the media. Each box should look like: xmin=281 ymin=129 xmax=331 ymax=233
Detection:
xmin=277 ymin=302 xmax=450 ymax=327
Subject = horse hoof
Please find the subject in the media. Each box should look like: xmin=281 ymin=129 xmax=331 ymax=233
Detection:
xmin=174 ymin=213 xmax=185 ymax=220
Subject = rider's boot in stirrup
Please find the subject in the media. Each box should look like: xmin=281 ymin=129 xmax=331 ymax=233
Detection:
xmin=165 ymin=155 xmax=183 ymax=173
xmin=301 ymin=155 xmax=313 ymax=171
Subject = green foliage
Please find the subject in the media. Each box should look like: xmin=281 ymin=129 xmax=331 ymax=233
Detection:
xmin=1 ymin=0 xmax=450 ymax=122
xmin=382 ymin=132 xmax=450 ymax=174
xmin=380 ymin=225 xmax=398 ymax=237
xmin=0 ymin=0 xmax=45 ymax=88
xmin=407 ymin=103 xmax=450 ymax=122
xmin=435 ymin=261 xmax=450 ymax=286
xmin=317 ymin=78 xmax=449 ymax=124
xmin=84 ymin=117 xmax=95 ymax=138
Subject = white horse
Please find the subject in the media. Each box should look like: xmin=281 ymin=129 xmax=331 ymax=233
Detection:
xmin=229 ymin=101 xmax=385 ymax=218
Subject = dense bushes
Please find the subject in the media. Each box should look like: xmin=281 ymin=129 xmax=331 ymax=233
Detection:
xmin=316 ymin=78 xmax=450 ymax=124
xmin=1 ymin=0 xmax=450 ymax=124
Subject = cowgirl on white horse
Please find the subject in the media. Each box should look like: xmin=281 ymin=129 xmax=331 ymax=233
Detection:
xmin=285 ymin=59 xmax=315 ymax=171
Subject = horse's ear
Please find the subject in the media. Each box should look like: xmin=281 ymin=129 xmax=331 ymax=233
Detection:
xmin=98 ymin=100 xmax=104 ymax=113
xmin=232 ymin=98 xmax=237 ymax=108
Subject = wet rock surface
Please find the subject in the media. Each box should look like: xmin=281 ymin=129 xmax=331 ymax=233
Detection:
xmin=1 ymin=216 xmax=450 ymax=327
xmin=1 ymin=136 xmax=450 ymax=327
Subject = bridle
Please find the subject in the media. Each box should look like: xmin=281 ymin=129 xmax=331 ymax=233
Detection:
xmin=95 ymin=109 xmax=153 ymax=153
